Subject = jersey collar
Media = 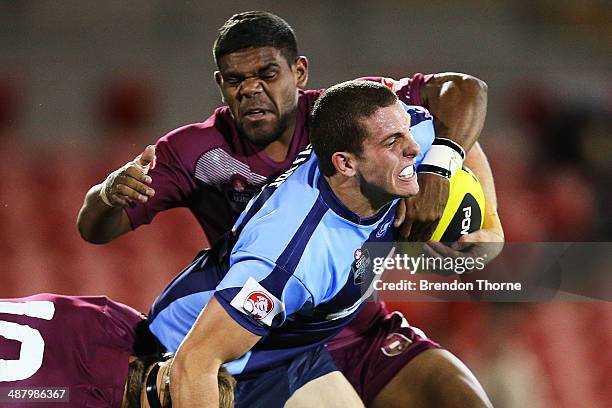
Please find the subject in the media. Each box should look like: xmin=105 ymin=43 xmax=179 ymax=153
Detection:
xmin=317 ymin=175 xmax=392 ymax=226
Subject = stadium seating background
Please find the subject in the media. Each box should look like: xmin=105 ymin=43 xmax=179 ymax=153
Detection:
xmin=1 ymin=2 xmax=610 ymax=407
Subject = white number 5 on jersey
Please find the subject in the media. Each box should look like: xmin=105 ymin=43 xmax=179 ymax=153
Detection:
xmin=0 ymin=301 xmax=55 ymax=381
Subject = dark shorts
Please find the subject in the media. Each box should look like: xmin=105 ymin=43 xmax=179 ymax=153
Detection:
xmin=328 ymin=310 xmax=440 ymax=406
xmin=234 ymin=345 xmax=338 ymax=408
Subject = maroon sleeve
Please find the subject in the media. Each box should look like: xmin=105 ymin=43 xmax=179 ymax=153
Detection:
xmin=357 ymin=73 xmax=434 ymax=107
xmin=101 ymin=297 xmax=145 ymax=353
xmin=124 ymin=133 xmax=196 ymax=229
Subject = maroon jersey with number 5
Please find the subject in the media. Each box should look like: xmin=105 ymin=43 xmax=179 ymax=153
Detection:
xmin=0 ymin=293 xmax=143 ymax=407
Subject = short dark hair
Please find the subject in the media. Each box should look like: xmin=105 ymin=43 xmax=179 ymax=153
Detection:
xmin=213 ymin=11 xmax=298 ymax=67
xmin=310 ymin=80 xmax=399 ymax=176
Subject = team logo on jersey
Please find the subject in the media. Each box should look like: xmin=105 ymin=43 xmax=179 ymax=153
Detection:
xmin=381 ymin=77 xmax=410 ymax=94
xmin=231 ymin=174 xmax=247 ymax=192
xmin=230 ymin=277 xmax=285 ymax=327
xmin=381 ymin=332 xmax=412 ymax=357
xmin=352 ymin=248 xmax=371 ymax=284
xmin=381 ymin=77 xmax=395 ymax=91
xmin=243 ymin=291 xmax=274 ymax=320
xmin=376 ymin=220 xmax=392 ymax=238
xmin=223 ymin=174 xmax=257 ymax=212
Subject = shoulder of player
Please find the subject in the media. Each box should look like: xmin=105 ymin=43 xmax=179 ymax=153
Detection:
xmin=403 ymin=103 xmax=433 ymax=126
xmin=299 ymin=88 xmax=324 ymax=107
xmin=234 ymin=183 xmax=324 ymax=260
xmin=155 ymin=107 xmax=231 ymax=155
xmin=2 ymin=294 xmax=110 ymax=329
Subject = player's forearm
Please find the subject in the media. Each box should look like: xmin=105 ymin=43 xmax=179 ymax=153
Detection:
xmin=421 ymin=73 xmax=487 ymax=151
xmin=464 ymin=142 xmax=503 ymax=238
xmin=76 ymin=185 xmax=131 ymax=244
xmin=170 ymin=353 xmax=222 ymax=408
xmin=170 ymin=297 xmax=260 ymax=407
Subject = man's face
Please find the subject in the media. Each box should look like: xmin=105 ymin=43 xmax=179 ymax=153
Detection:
xmin=215 ymin=47 xmax=307 ymax=145
xmin=353 ymin=102 xmax=420 ymax=201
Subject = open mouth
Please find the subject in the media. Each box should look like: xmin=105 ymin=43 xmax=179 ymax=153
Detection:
xmin=243 ymin=108 xmax=270 ymax=120
xmin=399 ymin=165 xmax=415 ymax=179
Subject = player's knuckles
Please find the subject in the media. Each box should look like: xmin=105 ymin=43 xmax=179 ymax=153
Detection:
xmin=122 ymin=178 xmax=151 ymax=194
xmin=114 ymin=184 xmax=138 ymax=198
xmin=124 ymin=165 xmax=146 ymax=179
xmin=111 ymin=173 xmax=129 ymax=187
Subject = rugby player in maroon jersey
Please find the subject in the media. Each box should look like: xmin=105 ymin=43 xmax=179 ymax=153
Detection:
xmin=78 ymin=11 xmax=502 ymax=407
xmin=0 ymin=293 xmax=234 ymax=408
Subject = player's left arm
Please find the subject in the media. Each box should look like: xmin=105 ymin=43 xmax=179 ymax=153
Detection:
xmin=396 ymin=73 xmax=488 ymax=241
xmin=424 ymin=142 xmax=504 ymax=265
xmin=169 ymin=296 xmax=261 ymax=408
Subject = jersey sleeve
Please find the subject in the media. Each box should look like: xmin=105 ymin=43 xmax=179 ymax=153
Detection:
xmin=100 ymin=297 xmax=145 ymax=353
xmin=124 ymin=135 xmax=196 ymax=229
xmin=402 ymin=103 xmax=436 ymax=166
xmin=214 ymin=251 xmax=313 ymax=337
xmin=358 ymin=73 xmax=433 ymax=107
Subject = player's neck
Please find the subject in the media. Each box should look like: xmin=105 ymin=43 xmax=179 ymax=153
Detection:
xmin=326 ymin=175 xmax=389 ymax=218
xmin=262 ymin=116 xmax=297 ymax=162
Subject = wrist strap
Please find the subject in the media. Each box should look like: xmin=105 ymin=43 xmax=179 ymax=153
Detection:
xmin=99 ymin=175 xmax=116 ymax=207
xmin=418 ymin=138 xmax=465 ymax=179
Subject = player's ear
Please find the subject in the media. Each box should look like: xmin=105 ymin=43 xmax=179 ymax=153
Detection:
xmin=293 ymin=56 xmax=308 ymax=89
xmin=214 ymin=71 xmax=222 ymax=87
xmin=214 ymin=71 xmax=226 ymax=104
xmin=331 ymin=151 xmax=356 ymax=177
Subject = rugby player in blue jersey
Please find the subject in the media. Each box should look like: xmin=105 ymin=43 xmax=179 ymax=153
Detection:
xmin=78 ymin=11 xmax=502 ymax=407
xmin=146 ymin=81 xmax=492 ymax=407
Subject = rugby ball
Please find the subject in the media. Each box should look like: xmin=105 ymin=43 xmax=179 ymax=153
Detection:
xmin=430 ymin=167 xmax=485 ymax=242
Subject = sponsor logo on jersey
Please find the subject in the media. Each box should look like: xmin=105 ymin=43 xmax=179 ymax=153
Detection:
xmin=352 ymin=248 xmax=371 ymax=284
xmin=381 ymin=332 xmax=412 ymax=357
xmin=230 ymin=277 xmax=285 ymax=327
xmin=243 ymin=291 xmax=274 ymax=320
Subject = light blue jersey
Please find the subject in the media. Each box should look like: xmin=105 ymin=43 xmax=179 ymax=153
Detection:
xmin=148 ymin=104 xmax=435 ymax=376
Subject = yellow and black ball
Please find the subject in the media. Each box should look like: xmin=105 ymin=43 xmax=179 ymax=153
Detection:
xmin=430 ymin=167 xmax=485 ymax=242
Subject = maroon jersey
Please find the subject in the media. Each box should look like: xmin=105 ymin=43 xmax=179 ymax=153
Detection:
xmin=0 ymin=294 xmax=143 ymax=407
